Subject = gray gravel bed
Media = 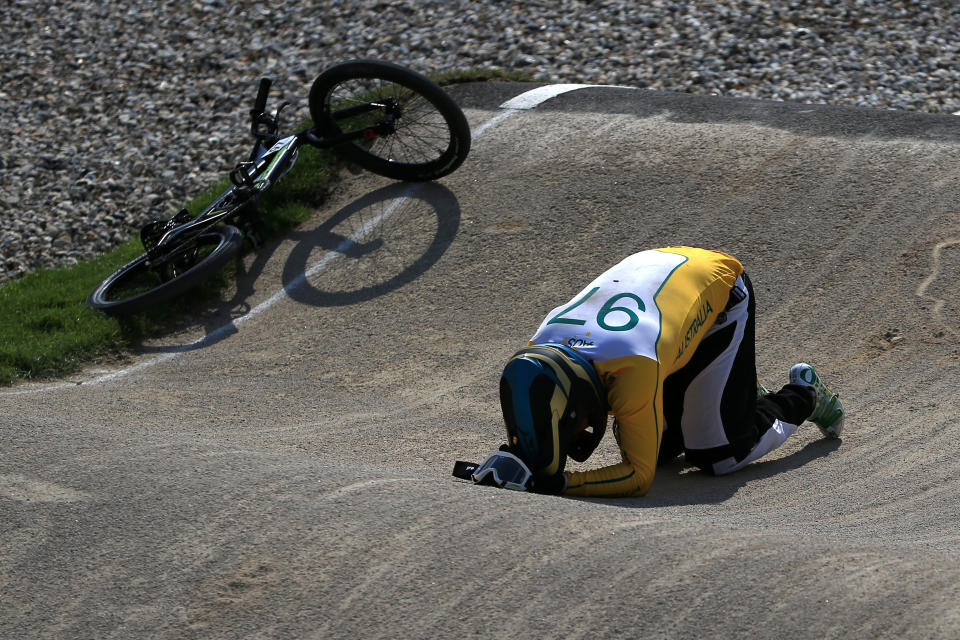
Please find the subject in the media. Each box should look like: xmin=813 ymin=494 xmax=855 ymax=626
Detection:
xmin=2 ymin=0 xmax=958 ymax=285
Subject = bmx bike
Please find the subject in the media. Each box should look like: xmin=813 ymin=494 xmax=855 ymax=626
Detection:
xmin=87 ymin=59 xmax=471 ymax=316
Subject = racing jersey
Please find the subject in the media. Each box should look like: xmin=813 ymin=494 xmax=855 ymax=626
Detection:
xmin=528 ymin=247 xmax=744 ymax=498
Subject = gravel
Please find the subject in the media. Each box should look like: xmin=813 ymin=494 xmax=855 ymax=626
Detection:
xmin=2 ymin=0 xmax=959 ymax=285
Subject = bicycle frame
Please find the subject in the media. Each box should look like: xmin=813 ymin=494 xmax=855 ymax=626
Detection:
xmin=143 ymin=85 xmax=401 ymax=265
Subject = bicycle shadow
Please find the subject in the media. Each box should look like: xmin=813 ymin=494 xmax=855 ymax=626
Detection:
xmin=135 ymin=181 xmax=460 ymax=353
xmin=280 ymin=181 xmax=461 ymax=307
xmin=576 ymin=437 xmax=842 ymax=508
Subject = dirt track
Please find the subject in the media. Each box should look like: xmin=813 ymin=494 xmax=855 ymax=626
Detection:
xmin=3 ymin=83 xmax=960 ymax=639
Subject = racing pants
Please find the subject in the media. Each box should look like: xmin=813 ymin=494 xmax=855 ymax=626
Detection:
xmin=659 ymin=272 xmax=817 ymax=475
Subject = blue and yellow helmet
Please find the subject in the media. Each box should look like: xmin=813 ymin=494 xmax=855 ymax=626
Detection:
xmin=499 ymin=343 xmax=608 ymax=476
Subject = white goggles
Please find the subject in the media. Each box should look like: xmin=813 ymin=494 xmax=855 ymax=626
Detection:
xmin=470 ymin=451 xmax=532 ymax=491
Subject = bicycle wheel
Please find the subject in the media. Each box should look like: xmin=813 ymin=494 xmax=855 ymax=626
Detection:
xmin=87 ymin=225 xmax=243 ymax=316
xmin=309 ymin=60 xmax=471 ymax=181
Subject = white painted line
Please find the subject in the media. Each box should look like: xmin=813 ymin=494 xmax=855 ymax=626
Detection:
xmin=2 ymin=83 xmax=608 ymax=396
xmin=474 ymin=84 xmax=631 ymax=141
xmin=501 ymin=84 xmax=597 ymax=109
xmin=500 ymin=83 xmax=634 ymax=110
xmin=469 ymin=109 xmax=516 ymax=139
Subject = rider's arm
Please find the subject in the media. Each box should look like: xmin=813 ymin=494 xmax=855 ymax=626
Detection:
xmin=563 ymin=358 xmax=662 ymax=498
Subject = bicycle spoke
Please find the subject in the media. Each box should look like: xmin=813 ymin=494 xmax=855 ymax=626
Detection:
xmin=326 ymin=78 xmax=453 ymax=166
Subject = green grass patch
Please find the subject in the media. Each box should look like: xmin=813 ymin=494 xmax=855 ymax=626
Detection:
xmin=0 ymin=243 xmax=135 ymax=383
xmin=430 ymin=68 xmax=533 ymax=85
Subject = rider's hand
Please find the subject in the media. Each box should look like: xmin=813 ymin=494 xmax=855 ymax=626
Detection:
xmin=528 ymin=472 xmax=567 ymax=495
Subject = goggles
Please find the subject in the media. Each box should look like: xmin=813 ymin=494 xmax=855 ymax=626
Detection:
xmin=470 ymin=451 xmax=532 ymax=491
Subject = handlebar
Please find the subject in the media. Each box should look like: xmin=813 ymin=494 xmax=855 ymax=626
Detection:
xmin=252 ymin=78 xmax=272 ymax=117
xmin=247 ymin=77 xmax=289 ymax=161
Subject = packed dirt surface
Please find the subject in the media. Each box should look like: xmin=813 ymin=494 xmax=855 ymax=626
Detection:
xmin=3 ymin=83 xmax=960 ymax=639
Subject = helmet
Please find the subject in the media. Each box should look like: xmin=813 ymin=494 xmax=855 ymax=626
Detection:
xmin=499 ymin=343 xmax=608 ymax=476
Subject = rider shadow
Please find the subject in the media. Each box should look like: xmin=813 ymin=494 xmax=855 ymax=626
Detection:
xmin=580 ymin=437 xmax=842 ymax=508
xmin=134 ymin=180 xmax=460 ymax=353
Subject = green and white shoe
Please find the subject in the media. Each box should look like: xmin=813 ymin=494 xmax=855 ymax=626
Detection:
xmin=756 ymin=379 xmax=771 ymax=400
xmin=789 ymin=363 xmax=844 ymax=439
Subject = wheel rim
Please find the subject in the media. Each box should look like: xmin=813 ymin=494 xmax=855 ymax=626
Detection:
xmin=100 ymin=232 xmax=227 ymax=304
xmin=160 ymin=234 xmax=224 ymax=280
xmin=98 ymin=257 xmax=161 ymax=303
xmin=325 ymin=77 xmax=454 ymax=167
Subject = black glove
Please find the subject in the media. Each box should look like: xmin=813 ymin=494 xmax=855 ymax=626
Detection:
xmin=528 ymin=472 xmax=566 ymax=495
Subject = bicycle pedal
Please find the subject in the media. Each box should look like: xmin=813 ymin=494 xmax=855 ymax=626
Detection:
xmin=140 ymin=220 xmax=165 ymax=251
xmin=240 ymin=227 xmax=263 ymax=249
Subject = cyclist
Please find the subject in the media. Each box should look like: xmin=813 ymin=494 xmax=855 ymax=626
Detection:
xmin=482 ymin=246 xmax=844 ymax=497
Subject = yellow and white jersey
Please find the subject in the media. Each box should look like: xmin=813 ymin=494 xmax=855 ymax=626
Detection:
xmin=528 ymin=247 xmax=743 ymax=497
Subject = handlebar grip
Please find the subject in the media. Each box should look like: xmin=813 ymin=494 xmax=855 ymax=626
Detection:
xmin=252 ymin=78 xmax=272 ymax=115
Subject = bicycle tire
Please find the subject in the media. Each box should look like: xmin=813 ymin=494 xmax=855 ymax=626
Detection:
xmin=309 ymin=60 xmax=470 ymax=181
xmin=87 ymin=225 xmax=243 ymax=316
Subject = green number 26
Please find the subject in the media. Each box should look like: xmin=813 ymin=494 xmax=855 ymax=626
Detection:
xmin=546 ymin=287 xmax=646 ymax=331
